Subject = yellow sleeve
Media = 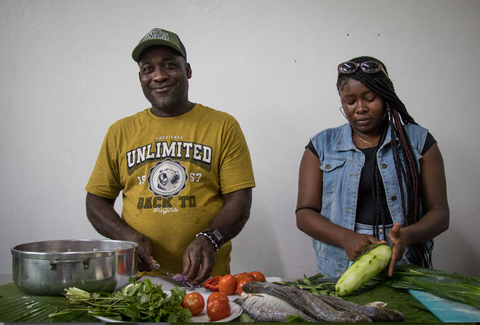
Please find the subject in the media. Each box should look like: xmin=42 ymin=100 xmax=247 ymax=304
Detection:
xmin=218 ymin=120 xmax=255 ymax=194
xmin=85 ymin=126 xmax=123 ymax=199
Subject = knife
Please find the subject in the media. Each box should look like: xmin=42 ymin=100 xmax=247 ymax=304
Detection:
xmin=151 ymin=258 xmax=200 ymax=289
xmin=151 ymin=258 xmax=173 ymax=276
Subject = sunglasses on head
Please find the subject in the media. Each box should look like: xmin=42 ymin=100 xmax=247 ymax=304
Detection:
xmin=337 ymin=61 xmax=387 ymax=75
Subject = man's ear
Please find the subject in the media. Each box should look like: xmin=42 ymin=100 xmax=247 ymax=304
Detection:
xmin=186 ymin=63 xmax=192 ymax=79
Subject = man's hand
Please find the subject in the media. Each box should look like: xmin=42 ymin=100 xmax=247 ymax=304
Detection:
xmin=123 ymin=231 xmax=155 ymax=272
xmin=182 ymin=236 xmax=216 ymax=284
xmin=179 ymin=188 xmax=252 ymax=283
xmin=86 ymin=192 xmax=155 ymax=272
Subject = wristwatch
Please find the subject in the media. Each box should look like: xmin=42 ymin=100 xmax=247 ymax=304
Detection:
xmin=196 ymin=228 xmax=224 ymax=251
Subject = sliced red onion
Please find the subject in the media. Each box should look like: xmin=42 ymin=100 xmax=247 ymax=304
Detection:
xmin=170 ymin=273 xmax=201 ymax=289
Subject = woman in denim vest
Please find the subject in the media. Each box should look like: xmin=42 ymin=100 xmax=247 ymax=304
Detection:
xmin=296 ymin=57 xmax=449 ymax=277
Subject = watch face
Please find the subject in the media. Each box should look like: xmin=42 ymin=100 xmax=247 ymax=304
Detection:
xmin=212 ymin=229 xmax=223 ymax=241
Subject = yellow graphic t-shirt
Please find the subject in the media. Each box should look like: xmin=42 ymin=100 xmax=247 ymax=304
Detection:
xmin=86 ymin=104 xmax=255 ymax=276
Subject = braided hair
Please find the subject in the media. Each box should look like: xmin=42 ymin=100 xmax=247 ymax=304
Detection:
xmin=337 ymin=56 xmax=431 ymax=268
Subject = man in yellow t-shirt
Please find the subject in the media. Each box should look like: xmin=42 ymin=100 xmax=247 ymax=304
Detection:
xmin=85 ymin=28 xmax=255 ymax=284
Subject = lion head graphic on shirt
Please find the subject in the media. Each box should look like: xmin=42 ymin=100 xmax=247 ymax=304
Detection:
xmin=148 ymin=159 xmax=187 ymax=197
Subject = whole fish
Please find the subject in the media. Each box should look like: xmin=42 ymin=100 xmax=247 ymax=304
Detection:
xmin=243 ymin=281 xmax=406 ymax=322
xmin=315 ymin=294 xmax=404 ymax=322
xmin=294 ymin=287 xmax=373 ymax=322
xmin=235 ymin=292 xmax=317 ymax=322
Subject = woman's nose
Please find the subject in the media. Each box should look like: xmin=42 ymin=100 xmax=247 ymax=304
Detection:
xmin=355 ymin=100 xmax=367 ymax=113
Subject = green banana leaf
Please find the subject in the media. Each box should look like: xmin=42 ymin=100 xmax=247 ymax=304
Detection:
xmin=0 ymin=283 xmax=98 ymax=322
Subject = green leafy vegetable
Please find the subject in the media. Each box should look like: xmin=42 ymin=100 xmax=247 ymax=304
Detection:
xmin=48 ymin=277 xmax=192 ymax=322
xmin=275 ymin=273 xmax=335 ymax=295
xmin=275 ymin=273 xmax=379 ymax=296
xmin=374 ymin=264 xmax=480 ymax=309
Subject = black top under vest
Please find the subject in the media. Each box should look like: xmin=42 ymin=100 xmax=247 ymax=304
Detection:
xmin=306 ymin=133 xmax=436 ymax=225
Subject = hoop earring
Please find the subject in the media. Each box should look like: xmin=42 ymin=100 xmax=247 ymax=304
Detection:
xmin=339 ymin=106 xmax=347 ymax=119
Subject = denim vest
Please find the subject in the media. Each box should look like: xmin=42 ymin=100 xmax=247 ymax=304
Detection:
xmin=310 ymin=123 xmax=430 ymax=277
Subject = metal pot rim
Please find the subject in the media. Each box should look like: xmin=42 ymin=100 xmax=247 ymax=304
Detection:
xmin=11 ymin=239 xmax=139 ymax=260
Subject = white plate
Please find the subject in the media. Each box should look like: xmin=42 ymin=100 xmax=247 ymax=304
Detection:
xmin=93 ymin=315 xmax=128 ymax=323
xmin=93 ymin=293 xmax=242 ymax=323
xmin=190 ymin=295 xmax=242 ymax=323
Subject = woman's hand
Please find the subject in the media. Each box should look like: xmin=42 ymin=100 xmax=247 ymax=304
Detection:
xmin=384 ymin=144 xmax=450 ymax=277
xmin=343 ymin=232 xmax=386 ymax=262
xmin=388 ymin=222 xmax=407 ymax=276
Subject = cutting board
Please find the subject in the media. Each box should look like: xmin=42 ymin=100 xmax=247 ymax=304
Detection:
xmin=409 ymin=289 xmax=480 ymax=322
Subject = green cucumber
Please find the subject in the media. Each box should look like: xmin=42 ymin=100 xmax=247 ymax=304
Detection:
xmin=335 ymin=244 xmax=392 ymax=296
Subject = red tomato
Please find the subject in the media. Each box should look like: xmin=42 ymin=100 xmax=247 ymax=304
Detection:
xmin=234 ymin=272 xmax=255 ymax=281
xmin=207 ymin=291 xmax=229 ymax=305
xmin=236 ymin=277 xmax=254 ymax=295
xmin=207 ymin=297 xmax=231 ymax=321
xmin=218 ymin=274 xmax=237 ymax=295
xmin=251 ymin=271 xmax=266 ymax=282
xmin=181 ymin=292 xmax=205 ymax=316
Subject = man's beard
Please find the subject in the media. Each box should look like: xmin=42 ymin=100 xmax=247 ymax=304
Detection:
xmin=151 ymin=94 xmax=180 ymax=112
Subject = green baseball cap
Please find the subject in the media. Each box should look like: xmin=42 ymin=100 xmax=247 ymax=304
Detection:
xmin=132 ymin=28 xmax=187 ymax=62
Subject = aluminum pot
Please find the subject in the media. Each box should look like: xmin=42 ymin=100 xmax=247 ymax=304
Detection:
xmin=11 ymin=239 xmax=138 ymax=296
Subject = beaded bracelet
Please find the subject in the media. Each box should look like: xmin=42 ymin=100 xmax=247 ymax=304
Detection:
xmin=196 ymin=232 xmax=219 ymax=251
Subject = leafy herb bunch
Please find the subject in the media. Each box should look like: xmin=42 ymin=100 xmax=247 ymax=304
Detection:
xmin=49 ymin=277 xmax=192 ymax=322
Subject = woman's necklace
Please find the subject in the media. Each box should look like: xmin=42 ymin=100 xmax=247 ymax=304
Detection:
xmin=353 ymin=132 xmax=379 ymax=148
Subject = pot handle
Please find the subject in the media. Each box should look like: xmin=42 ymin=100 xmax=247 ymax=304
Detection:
xmin=50 ymin=258 xmax=90 ymax=270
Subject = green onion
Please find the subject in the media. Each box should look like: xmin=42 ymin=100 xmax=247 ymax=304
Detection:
xmin=375 ymin=264 xmax=480 ymax=309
